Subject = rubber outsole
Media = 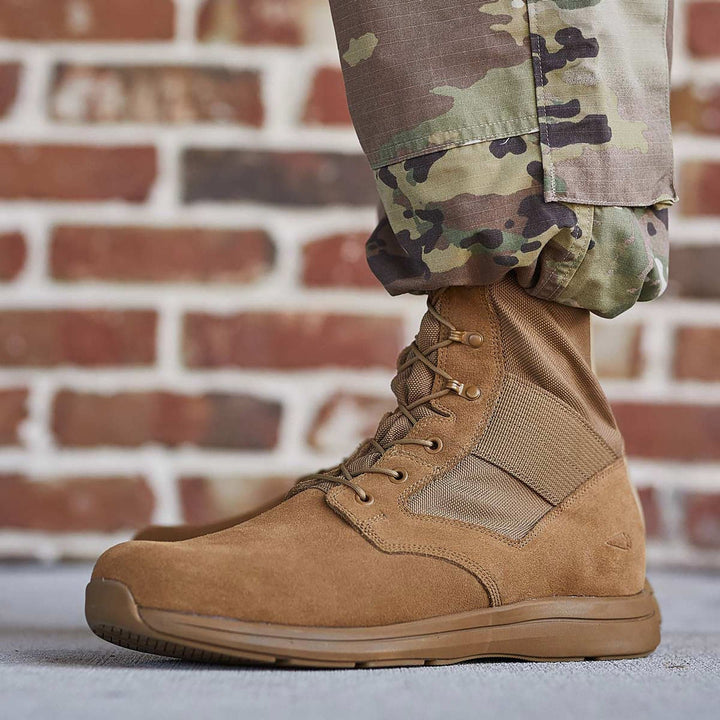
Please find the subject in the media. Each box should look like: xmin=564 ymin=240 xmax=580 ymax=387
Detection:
xmin=85 ymin=578 xmax=661 ymax=667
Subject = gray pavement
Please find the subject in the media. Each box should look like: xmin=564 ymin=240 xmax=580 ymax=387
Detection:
xmin=1 ymin=564 xmax=718 ymax=720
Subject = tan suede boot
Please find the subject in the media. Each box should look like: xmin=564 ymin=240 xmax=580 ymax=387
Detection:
xmin=132 ymin=495 xmax=283 ymax=542
xmin=86 ymin=276 xmax=660 ymax=666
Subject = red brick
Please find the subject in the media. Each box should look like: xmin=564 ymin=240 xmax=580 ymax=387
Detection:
xmin=612 ymin=402 xmax=720 ymax=461
xmin=0 ymin=62 xmax=19 ymax=116
xmin=636 ymin=487 xmax=663 ymax=540
xmin=592 ymin=323 xmax=643 ymax=379
xmin=685 ymin=492 xmax=720 ymax=549
xmin=0 ymin=474 xmax=154 ymax=532
xmin=180 ymin=474 xmax=293 ymax=524
xmin=671 ymin=84 xmax=720 ymax=135
xmin=302 ymin=232 xmax=378 ymax=289
xmin=303 ymin=67 xmax=352 ymax=126
xmin=198 ymin=0 xmax=318 ymax=45
xmin=51 ymin=226 xmax=274 ymax=283
xmin=52 ymin=391 xmax=281 ymax=449
xmin=680 ymin=162 xmax=720 ymax=216
xmin=50 ymin=65 xmax=263 ymax=126
xmin=0 ymin=231 xmax=25 ymax=280
xmin=668 ymin=245 xmax=720 ymax=300
xmin=184 ymin=312 xmax=403 ymax=369
xmin=673 ymin=327 xmax=720 ymax=382
xmin=0 ymin=0 xmax=174 ymax=41
xmin=0 ymin=145 xmax=156 ymax=202
xmin=0 ymin=388 xmax=27 ymax=444
xmin=687 ymin=2 xmax=720 ymax=58
xmin=183 ymin=150 xmax=376 ymax=206
xmin=307 ymin=392 xmax=394 ymax=454
xmin=0 ymin=310 xmax=156 ymax=366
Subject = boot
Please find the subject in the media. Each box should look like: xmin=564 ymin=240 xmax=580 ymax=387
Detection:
xmin=132 ymin=495 xmax=283 ymax=542
xmin=86 ymin=276 xmax=660 ymax=666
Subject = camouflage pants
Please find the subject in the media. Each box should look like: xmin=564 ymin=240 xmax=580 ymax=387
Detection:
xmin=329 ymin=1 xmax=676 ymax=317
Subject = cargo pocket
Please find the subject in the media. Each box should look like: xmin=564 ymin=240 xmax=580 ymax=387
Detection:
xmin=526 ymin=0 xmax=676 ymax=206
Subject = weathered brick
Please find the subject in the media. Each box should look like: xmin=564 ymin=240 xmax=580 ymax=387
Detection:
xmin=0 ymin=231 xmax=25 ymax=280
xmin=674 ymin=327 xmax=720 ymax=382
xmin=180 ymin=474 xmax=293 ymax=524
xmin=0 ymin=474 xmax=154 ymax=532
xmin=667 ymin=245 xmax=720 ymax=300
xmin=198 ymin=0 xmax=324 ymax=45
xmin=183 ymin=150 xmax=376 ymax=206
xmin=0 ymin=310 xmax=156 ymax=366
xmin=184 ymin=312 xmax=403 ymax=369
xmin=0 ymin=388 xmax=27 ymax=444
xmin=612 ymin=402 xmax=720 ymax=461
xmin=51 ymin=226 xmax=274 ymax=283
xmin=671 ymin=84 xmax=720 ymax=135
xmin=0 ymin=145 xmax=156 ymax=202
xmin=592 ymin=323 xmax=643 ymax=379
xmin=307 ymin=392 xmax=395 ymax=454
xmin=0 ymin=62 xmax=19 ymax=116
xmin=0 ymin=0 xmax=174 ymax=41
xmin=680 ymin=162 xmax=720 ymax=216
xmin=302 ymin=232 xmax=378 ymax=288
xmin=684 ymin=492 xmax=720 ymax=549
xmin=637 ymin=486 xmax=663 ymax=540
xmin=303 ymin=67 xmax=352 ymax=126
xmin=53 ymin=391 xmax=281 ymax=449
xmin=50 ymin=65 xmax=263 ymax=126
xmin=687 ymin=2 xmax=720 ymax=58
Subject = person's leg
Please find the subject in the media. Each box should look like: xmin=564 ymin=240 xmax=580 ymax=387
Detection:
xmin=336 ymin=0 xmax=675 ymax=318
xmin=85 ymin=1 xmax=671 ymax=664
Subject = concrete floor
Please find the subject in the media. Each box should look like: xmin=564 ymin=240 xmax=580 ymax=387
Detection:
xmin=0 ymin=565 xmax=718 ymax=720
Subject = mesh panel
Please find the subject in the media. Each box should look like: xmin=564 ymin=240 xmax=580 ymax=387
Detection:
xmin=407 ymin=454 xmax=552 ymax=540
xmin=489 ymin=277 xmax=623 ymax=456
xmin=474 ymin=376 xmax=616 ymax=504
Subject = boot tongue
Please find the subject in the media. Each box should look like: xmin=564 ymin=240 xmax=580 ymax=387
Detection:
xmin=342 ymin=300 xmax=443 ymax=475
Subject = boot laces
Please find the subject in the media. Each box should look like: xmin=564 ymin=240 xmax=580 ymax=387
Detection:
xmin=296 ymin=294 xmax=483 ymax=502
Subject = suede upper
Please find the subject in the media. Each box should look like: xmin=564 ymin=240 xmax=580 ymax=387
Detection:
xmin=93 ymin=276 xmax=646 ymax=627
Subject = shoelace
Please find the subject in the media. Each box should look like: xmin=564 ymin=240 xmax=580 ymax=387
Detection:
xmin=297 ymin=294 xmax=483 ymax=503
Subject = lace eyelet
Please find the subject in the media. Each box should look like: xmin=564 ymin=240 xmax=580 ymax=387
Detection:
xmin=464 ymin=385 xmax=482 ymax=400
xmin=354 ymin=492 xmax=374 ymax=505
xmin=390 ymin=470 xmax=408 ymax=484
xmin=425 ymin=437 xmax=443 ymax=453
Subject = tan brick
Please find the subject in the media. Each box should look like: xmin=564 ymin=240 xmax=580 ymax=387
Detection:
xmin=180 ymin=474 xmax=293 ymax=524
xmin=50 ymin=65 xmax=263 ymax=126
xmin=674 ymin=327 xmax=720 ymax=382
xmin=307 ymin=392 xmax=395 ymax=454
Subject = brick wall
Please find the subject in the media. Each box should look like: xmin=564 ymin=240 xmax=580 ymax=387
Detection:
xmin=0 ymin=0 xmax=717 ymax=567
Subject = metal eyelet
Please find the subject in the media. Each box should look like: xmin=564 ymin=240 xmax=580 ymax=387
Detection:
xmin=389 ymin=470 xmax=408 ymax=484
xmin=354 ymin=492 xmax=374 ymax=505
xmin=425 ymin=437 xmax=444 ymax=453
xmin=464 ymin=385 xmax=482 ymax=400
xmin=449 ymin=330 xmax=483 ymax=348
